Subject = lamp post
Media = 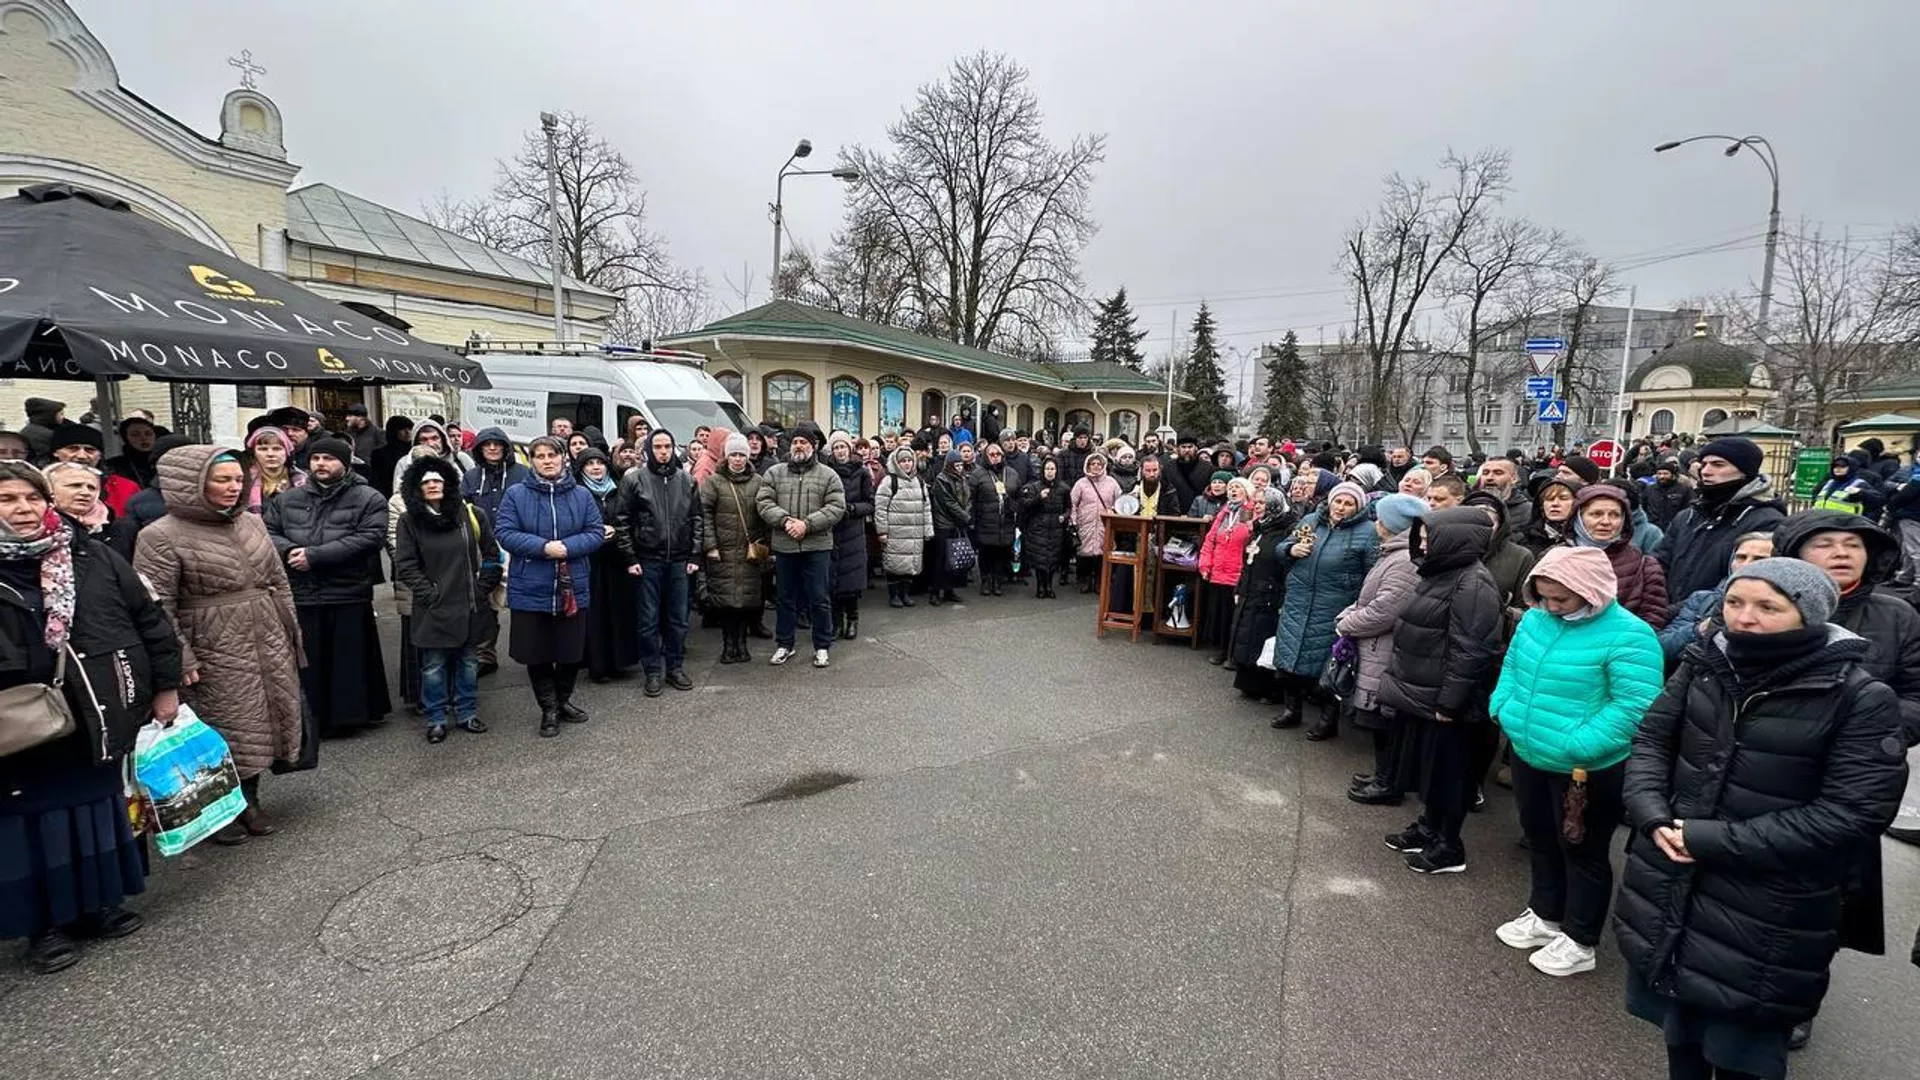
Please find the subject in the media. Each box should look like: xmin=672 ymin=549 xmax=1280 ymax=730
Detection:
xmin=1654 ymin=134 xmax=1781 ymax=339
xmin=541 ymin=112 xmax=566 ymax=341
xmin=770 ymin=139 xmax=860 ymax=300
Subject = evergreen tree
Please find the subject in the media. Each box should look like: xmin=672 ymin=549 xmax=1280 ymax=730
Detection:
xmin=1172 ymin=303 xmax=1232 ymax=441
xmin=1088 ymin=287 xmax=1148 ymax=371
xmin=1257 ymin=331 xmax=1310 ymax=438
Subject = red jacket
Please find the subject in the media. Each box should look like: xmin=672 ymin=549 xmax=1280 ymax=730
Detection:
xmin=102 ymin=473 xmax=140 ymax=517
xmin=1197 ymin=505 xmax=1253 ymax=587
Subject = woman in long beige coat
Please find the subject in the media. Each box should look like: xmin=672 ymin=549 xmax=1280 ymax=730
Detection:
xmin=133 ymin=444 xmax=305 ymax=845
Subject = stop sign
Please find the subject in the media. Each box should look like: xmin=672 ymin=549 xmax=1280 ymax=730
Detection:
xmin=1587 ymin=439 xmax=1621 ymax=471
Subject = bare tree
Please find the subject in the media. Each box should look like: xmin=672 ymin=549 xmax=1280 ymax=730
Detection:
xmin=608 ymin=264 xmax=717 ymax=343
xmin=1724 ymin=222 xmax=1920 ymax=438
xmin=835 ymin=51 xmax=1105 ymax=353
xmin=1550 ymin=253 xmax=1619 ymax=445
xmin=1342 ymin=148 xmax=1511 ymax=440
xmin=427 ymin=112 xmax=688 ymax=339
xmin=778 ymin=204 xmax=918 ymax=327
xmin=1437 ymin=216 xmax=1565 ymax=455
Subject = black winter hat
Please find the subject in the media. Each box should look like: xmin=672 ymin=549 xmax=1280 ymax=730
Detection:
xmin=1357 ymin=444 xmax=1388 ymax=469
xmin=790 ymin=421 xmax=826 ymax=448
xmin=1310 ymin=451 xmax=1338 ymax=471
xmin=49 ymin=422 xmax=103 ymax=452
xmin=1563 ymin=455 xmax=1602 ymax=484
xmin=1698 ymin=436 xmax=1764 ymax=479
xmin=307 ymin=436 xmax=353 ymax=464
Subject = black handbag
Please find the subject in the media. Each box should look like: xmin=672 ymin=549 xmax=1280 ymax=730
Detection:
xmin=1318 ymin=651 xmax=1359 ymax=701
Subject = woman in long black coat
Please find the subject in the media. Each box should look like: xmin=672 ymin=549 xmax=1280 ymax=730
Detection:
xmin=825 ymin=435 xmax=874 ymax=639
xmin=573 ymin=449 xmax=640 ymax=681
xmin=1017 ymin=459 xmax=1070 ymax=598
xmin=1231 ymin=489 xmax=1301 ymax=702
xmin=1615 ymin=558 xmax=1908 ymax=1080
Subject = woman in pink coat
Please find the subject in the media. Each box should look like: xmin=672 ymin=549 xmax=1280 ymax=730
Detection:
xmin=1198 ymin=478 xmax=1255 ymax=661
xmin=1068 ymin=451 xmax=1121 ymax=593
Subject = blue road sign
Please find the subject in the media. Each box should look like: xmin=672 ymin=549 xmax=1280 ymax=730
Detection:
xmin=1525 ymin=337 xmax=1567 ymax=355
xmin=1536 ymin=398 xmax=1568 ymax=424
xmin=1525 ymin=376 xmax=1555 ymax=400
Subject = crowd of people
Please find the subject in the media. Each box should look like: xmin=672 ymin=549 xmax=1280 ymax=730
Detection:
xmin=1 ymin=391 xmax=1916 ymax=1078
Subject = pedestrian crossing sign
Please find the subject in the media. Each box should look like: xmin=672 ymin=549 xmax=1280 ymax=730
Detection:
xmin=1536 ymin=399 xmax=1567 ymax=424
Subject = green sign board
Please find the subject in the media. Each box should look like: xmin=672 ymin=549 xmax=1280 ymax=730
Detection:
xmin=1791 ymin=447 xmax=1831 ymax=500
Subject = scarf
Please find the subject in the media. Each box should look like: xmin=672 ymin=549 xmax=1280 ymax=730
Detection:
xmin=1695 ymin=476 xmax=1746 ymax=514
xmin=1722 ymin=624 xmax=1829 ymax=688
xmin=583 ymin=472 xmax=617 ymax=496
xmin=0 ymin=509 xmax=76 ymax=650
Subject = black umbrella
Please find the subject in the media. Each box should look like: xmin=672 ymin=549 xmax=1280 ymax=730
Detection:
xmin=0 ymin=183 xmax=489 ymax=388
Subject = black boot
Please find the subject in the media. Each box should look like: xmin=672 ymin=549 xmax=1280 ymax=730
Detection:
xmin=979 ymin=573 xmax=992 ymax=597
xmin=1305 ymin=703 xmax=1339 ymax=742
xmin=554 ymin=665 xmax=588 ymax=724
xmin=990 ymin=572 xmax=1003 ymax=596
xmin=888 ymin=582 xmax=905 ymax=608
xmin=735 ymin=620 xmax=752 ymax=663
xmin=900 ymin=584 xmax=916 ymax=607
xmin=748 ymin=617 xmax=773 ymax=639
xmin=533 ymin=670 xmax=561 ymax=738
xmin=1270 ymin=686 xmax=1304 ymax=729
xmin=844 ymin=597 xmax=859 ymax=640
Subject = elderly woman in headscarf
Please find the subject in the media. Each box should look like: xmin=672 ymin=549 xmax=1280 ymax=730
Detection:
xmin=1271 ymin=479 xmax=1380 ymax=740
xmin=133 ymin=445 xmax=305 ymax=844
xmin=0 ymin=461 xmax=181 ymax=974
xmin=43 ymin=461 xmax=134 ymax=561
xmin=1229 ymin=486 xmax=1301 ymax=701
xmin=1069 ymin=450 xmax=1122 ymax=594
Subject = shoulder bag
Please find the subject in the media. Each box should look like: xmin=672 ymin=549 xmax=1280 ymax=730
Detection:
xmin=0 ymin=645 xmax=78 ymax=758
xmin=729 ymin=482 xmax=772 ymax=564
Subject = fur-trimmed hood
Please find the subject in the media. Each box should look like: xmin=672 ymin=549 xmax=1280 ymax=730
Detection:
xmin=400 ymin=454 xmax=467 ymax=532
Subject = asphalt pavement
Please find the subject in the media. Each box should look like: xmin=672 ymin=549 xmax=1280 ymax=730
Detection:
xmin=3 ymin=586 xmax=1915 ymax=1079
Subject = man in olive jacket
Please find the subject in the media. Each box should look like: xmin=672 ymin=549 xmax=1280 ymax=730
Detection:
xmin=264 ymin=436 xmax=393 ymax=735
xmin=756 ymin=422 xmax=846 ymax=667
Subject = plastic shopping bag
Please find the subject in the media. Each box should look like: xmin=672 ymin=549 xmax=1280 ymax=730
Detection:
xmin=132 ymin=706 xmax=246 ymax=856
xmin=1257 ymin=635 xmax=1277 ymax=670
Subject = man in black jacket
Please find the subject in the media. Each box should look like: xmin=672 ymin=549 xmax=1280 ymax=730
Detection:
xmin=1376 ymin=508 xmax=1504 ymax=875
xmin=264 ymin=437 xmax=392 ymax=736
xmin=1642 ymin=458 xmax=1693 ymax=531
xmin=1652 ymin=437 xmax=1787 ymax=612
xmin=613 ymin=429 xmax=701 ymax=696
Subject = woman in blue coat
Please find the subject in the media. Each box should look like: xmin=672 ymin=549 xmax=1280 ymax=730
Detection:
xmin=493 ymin=436 xmax=604 ymax=738
xmin=1271 ymin=480 xmax=1378 ymax=738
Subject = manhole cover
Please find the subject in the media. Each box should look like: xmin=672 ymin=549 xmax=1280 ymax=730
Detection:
xmin=319 ymin=854 xmax=534 ymax=971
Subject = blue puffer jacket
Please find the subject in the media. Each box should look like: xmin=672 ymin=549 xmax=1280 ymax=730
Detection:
xmin=493 ymin=470 xmax=605 ymax=614
xmin=1658 ymin=585 xmax=1723 ymax=663
xmin=1490 ymin=601 xmax=1665 ymax=774
xmin=1273 ymin=509 xmax=1378 ymax=678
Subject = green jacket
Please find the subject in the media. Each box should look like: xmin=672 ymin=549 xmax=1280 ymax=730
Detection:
xmin=755 ymin=458 xmax=847 ymax=554
xmin=1489 ymin=601 xmax=1665 ymax=774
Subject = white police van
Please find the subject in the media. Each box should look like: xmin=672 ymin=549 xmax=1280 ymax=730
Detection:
xmin=461 ymin=341 xmax=751 ymax=445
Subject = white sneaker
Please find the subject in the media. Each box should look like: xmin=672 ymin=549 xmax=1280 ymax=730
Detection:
xmin=1528 ymin=932 xmax=1596 ymax=977
xmin=769 ymin=646 xmax=795 ymax=666
xmin=812 ymin=648 xmax=830 ymax=668
xmin=1495 ymin=908 xmax=1562 ymax=950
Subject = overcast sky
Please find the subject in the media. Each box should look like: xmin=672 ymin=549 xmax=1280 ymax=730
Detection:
xmin=79 ymin=0 xmax=1920 ymax=385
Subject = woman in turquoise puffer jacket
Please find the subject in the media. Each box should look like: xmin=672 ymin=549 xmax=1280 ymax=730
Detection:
xmin=1487 ymin=546 xmax=1664 ymax=980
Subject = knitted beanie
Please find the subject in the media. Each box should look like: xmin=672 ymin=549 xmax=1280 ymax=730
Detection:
xmin=1729 ymin=557 xmax=1840 ymax=626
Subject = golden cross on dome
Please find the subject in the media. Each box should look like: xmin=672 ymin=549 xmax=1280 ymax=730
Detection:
xmin=228 ymin=49 xmax=266 ymax=90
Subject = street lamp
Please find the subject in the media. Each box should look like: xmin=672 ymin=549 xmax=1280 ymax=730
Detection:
xmin=770 ymin=139 xmax=862 ymax=300
xmin=540 ymin=111 xmax=566 ymax=340
xmin=1653 ymin=133 xmax=1782 ymax=340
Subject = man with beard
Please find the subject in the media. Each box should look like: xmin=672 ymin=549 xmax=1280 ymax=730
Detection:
xmin=1650 ymin=436 xmax=1787 ymax=611
xmin=613 ymin=430 xmax=702 ymax=696
xmin=756 ymin=423 xmax=847 ymax=667
xmin=1474 ymin=453 xmax=1533 ymax=532
xmin=1642 ymin=457 xmax=1693 ymax=532
xmin=264 ymin=437 xmax=393 ymax=736
xmin=342 ymin=403 xmax=384 ymax=474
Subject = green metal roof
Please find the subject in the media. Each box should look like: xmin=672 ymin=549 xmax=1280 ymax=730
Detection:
xmin=1839 ymin=413 xmax=1920 ymax=430
xmin=1626 ymin=333 xmax=1760 ymax=392
xmin=663 ymin=301 xmax=1166 ymax=393
xmin=1838 ymin=374 xmax=1920 ymax=402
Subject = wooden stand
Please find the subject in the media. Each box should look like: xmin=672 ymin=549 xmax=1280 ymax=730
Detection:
xmin=1095 ymin=513 xmax=1154 ymax=640
xmin=1151 ymin=515 xmax=1212 ymax=647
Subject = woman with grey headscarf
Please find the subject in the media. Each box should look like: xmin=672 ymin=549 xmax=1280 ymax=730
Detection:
xmin=1229 ymin=486 xmax=1301 ymax=701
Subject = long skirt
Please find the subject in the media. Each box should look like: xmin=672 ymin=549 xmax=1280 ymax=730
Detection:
xmin=1199 ymin=581 xmax=1236 ymax=648
xmin=585 ymin=551 xmax=641 ymax=679
xmin=509 ymin=609 xmax=589 ymax=666
xmin=299 ymin=602 xmax=393 ymax=737
xmin=0 ymin=764 xmax=144 ymax=940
